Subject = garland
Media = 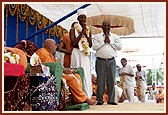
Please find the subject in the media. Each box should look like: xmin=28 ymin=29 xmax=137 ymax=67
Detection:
xmin=4 ymin=52 xmax=20 ymax=64
xmin=59 ymin=26 xmax=63 ymax=39
xmin=29 ymin=8 xmax=36 ymax=25
xmin=56 ymin=29 xmax=59 ymax=37
xmin=42 ymin=17 xmax=49 ymax=34
xmin=55 ymin=25 xmax=60 ymax=37
xmin=135 ymin=76 xmax=143 ymax=99
xmin=18 ymin=4 xmax=29 ymax=22
xmin=50 ymin=25 xmax=56 ymax=37
xmin=74 ymin=23 xmax=89 ymax=56
xmin=120 ymin=75 xmax=126 ymax=93
xmin=9 ymin=4 xmax=18 ymax=16
xmin=37 ymin=14 xmax=43 ymax=29
xmin=45 ymin=18 xmax=49 ymax=34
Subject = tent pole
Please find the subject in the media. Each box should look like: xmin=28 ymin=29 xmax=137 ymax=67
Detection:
xmin=26 ymin=4 xmax=91 ymax=41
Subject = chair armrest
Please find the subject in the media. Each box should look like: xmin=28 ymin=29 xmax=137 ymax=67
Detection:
xmin=76 ymin=67 xmax=85 ymax=91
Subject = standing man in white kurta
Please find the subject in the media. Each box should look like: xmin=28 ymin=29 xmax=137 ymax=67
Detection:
xmin=69 ymin=9 xmax=93 ymax=98
xmin=135 ymin=64 xmax=147 ymax=103
xmin=119 ymin=58 xmax=135 ymax=103
xmin=93 ymin=21 xmax=122 ymax=105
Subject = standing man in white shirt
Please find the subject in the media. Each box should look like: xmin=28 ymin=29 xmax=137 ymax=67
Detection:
xmin=92 ymin=20 xmax=122 ymax=105
xmin=119 ymin=58 xmax=135 ymax=103
xmin=135 ymin=64 xmax=147 ymax=103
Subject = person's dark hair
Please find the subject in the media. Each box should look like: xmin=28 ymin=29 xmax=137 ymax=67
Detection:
xmin=102 ymin=20 xmax=111 ymax=25
xmin=121 ymin=58 xmax=127 ymax=62
xmin=71 ymin=22 xmax=78 ymax=28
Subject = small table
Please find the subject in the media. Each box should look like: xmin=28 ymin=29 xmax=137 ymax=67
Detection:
xmin=4 ymin=63 xmax=29 ymax=111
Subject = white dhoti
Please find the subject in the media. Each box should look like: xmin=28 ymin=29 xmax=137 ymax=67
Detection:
xmin=71 ymin=48 xmax=92 ymax=98
xmin=126 ymin=86 xmax=134 ymax=103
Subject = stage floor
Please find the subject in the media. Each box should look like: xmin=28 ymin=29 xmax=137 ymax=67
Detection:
xmin=84 ymin=100 xmax=165 ymax=113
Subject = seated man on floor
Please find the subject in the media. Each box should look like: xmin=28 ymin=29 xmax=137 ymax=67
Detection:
xmin=155 ymin=88 xmax=164 ymax=104
xmin=36 ymin=38 xmax=97 ymax=105
xmin=114 ymin=82 xmax=129 ymax=103
xmin=91 ymin=75 xmax=129 ymax=103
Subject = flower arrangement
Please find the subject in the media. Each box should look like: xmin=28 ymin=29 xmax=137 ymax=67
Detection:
xmin=74 ymin=23 xmax=89 ymax=56
xmin=29 ymin=53 xmax=42 ymax=73
xmin=4 ymin=52 xmax=20 ymax=64
xmin=30 ymin=53 xmax=41 ymax=66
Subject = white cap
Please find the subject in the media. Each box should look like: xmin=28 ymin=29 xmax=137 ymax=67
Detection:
xmin=77 ymin=9 xmax=87 ymax=17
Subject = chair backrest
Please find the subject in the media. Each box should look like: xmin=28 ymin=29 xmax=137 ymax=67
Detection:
xmin=76 ymin=67 xmax=85 ymax=91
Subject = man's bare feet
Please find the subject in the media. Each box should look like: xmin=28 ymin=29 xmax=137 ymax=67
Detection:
xmin=86 ymin=98 xmax=98 ymax=105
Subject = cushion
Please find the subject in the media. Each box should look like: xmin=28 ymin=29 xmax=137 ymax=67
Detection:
xmin=65 ymin=67 xmax=90 ymax=111
xmin=4 ymin=63 xmax=25 ymax=77
xmin=65 ymin=103 xmax=89 ymax=110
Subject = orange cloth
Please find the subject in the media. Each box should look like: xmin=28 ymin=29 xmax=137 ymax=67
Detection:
xmin=7 ymin=48 xmax=27 ymax=69
xmin=92 ymin=83 xmax=97 ymax=96
xmin=60 ymin=34 xmax=73 ymax=68
xmin=62 ymin=73 xmax=87 ymax=103
xmin=36 ymin=48 xmax=57 ymax=62
xmin=103 ymin=93 xmax=108 ymax=102
xmin=36 ymin=47 xmax=87 ymax=103
xmin=91 ymin=94 xmax=108 ymax=102
xmin=92 ymin=82 xmax=108 ymax=102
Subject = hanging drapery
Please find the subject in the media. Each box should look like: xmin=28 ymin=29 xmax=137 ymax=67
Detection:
xmin=50 ymin=25 xmax=56 ymax=37
xmin=9 ymin=4 xmax=18 ymax=16
xmin=29 ymin=8 xmax=36 ymax=26
xmin=42 ymin=17 xmax=49 ymax=34
xmin=5 ymin=4 xmax=68 ymax=48
xmin=86 ymin=15 xmax=135 ymax=35
xmin=26 ymin=19 xmax=28 ymax=38
xmin=5 ymin=5 xmax=8 ymax=41
xmin=16 ymin=6 xmax=18 ymax=43
xmin=48 ymin=20 xmax=52 ymax=38
xmin=37 ymin=14 xmax=43 ymax=29
xmin=18 ymin=4 xmax=29 ymax=22
xmin=35 ymin=20 xmax=38 ymax=45
xmin=56 ymin=25 xmax=63 ymax=39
